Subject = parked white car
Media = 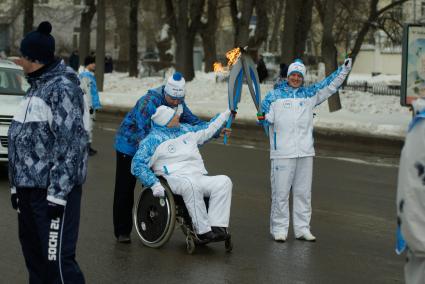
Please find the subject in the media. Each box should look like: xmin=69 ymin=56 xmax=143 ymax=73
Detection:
xmin=0 ymin=59 xmax=29 ymax=163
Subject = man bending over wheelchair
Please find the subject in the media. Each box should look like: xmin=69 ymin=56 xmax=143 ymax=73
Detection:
xmin=131 ymin=106 xmax=232 ymax=243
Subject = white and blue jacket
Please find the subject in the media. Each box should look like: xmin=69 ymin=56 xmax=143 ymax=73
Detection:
xmin=131 ymin=110 xmax=230 ymax=187
xmin=261 ymin=64 xmax=350 ymax=159
xmin=8 ymin=60 xmax=88 ymax=206
xmin=79 ymin=68 xmax=101 ymax=110
xmin=396 ymin=99 xmax=425 ymax=257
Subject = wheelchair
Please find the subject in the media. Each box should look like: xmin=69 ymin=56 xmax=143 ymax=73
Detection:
xmin=133 ymin=177 xmax=233 ymax=254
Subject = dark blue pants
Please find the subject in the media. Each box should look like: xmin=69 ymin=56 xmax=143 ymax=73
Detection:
xmin=113 ymin=151 xmax=137 ymax=238
xmin=17 ymin=186 xmax=85 ymax=284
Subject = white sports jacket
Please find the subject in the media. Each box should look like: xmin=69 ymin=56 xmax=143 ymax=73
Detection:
xmin=261 ymin=64 xmax=351 ymax=159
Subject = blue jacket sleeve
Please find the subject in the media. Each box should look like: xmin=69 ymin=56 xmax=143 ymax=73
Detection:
xmin=131 ymin=136 xmax=160 ymax=187
xmin=133 ymin=95 xmax=161 ymax=139
xmin=47 ymin=83 xmax=88 ymax=205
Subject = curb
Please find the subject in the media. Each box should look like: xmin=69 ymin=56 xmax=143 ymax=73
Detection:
xmin=98 ymin=106 xmax=404 ymax=156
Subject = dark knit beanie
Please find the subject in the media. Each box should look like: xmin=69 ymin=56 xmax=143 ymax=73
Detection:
xmin=84 ymin=55 xmax=95 ymax=66
xmin=20 ymin=21 xmax=55 ymax=64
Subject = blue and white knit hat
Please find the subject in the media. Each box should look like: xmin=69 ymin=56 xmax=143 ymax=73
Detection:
xmin=151 ymin=105 xmax=176 ymax=126
xmin=164 ymin=72 xmax=185 ymax=99
xmin=287 ymin=59 xmax=306 ymax=78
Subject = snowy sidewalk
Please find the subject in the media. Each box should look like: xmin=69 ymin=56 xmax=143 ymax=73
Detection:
xmin=100 ymin=72 xmax=411 ymax=141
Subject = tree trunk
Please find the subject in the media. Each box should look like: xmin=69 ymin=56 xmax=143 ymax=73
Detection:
xmin=79 ymin=0 xmax=96 ymax=67
xmin=294 ymin=0 xmax=313 ymax=58
xmin=233 ymin=0 xmax=254 ymax=47
xmin=200 ymin=0 xmax=218 ymax=72
xmin=23 ymin=0 xmax=34 ymax=35
xmin=269 ymin=0 xmax=284 ymax=53
xmin=111 ymin=0 xmax=130 ymax=71
xmin=319 ymin=0 xmax=341 ymax=112
xmin=248 ymin=0 xmax=269 ymax=51
xmin=129 ymin=0 xmax=139 ymax=77
xmin=280 ymin=0 xmax=297 ymax=64
xmin=164 ymin=0 xmax=205 ymax=81
xmin=95 ymin=0 xmax=105 ymax=91
xmin=280 ymin=0 xmax=313 ymax=64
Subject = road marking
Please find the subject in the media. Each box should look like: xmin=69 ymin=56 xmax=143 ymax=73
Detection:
xmin=100 ymin=127 xmax=117 ymax=132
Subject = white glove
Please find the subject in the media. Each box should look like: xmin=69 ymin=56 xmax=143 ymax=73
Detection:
xmin=343 ymin=58 xmax=352 ymax=71
xmin=151 ymin=182 xmax=165 ymax=197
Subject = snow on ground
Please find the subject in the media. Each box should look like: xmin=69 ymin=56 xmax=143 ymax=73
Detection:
xmin=101 ymin=72 xmax=411 ymax=140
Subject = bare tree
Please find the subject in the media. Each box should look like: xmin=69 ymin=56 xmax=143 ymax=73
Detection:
xmin=164 ymin=0 xmax=206 ymax=81
xmin=200 ymin=0 xmax=218 ymax=72
xmin=23 ymin=0 xmax=34 ymax=35
xmin=349 ymin=0 xmax=408 ymax=64
xmin=79 ymin=0 xmax=96 ymax=66
xmin=316 ymin=0 xmax=341 ymax=111
xmin=129 ymin=0 xmax=140 ymax=77
xmin=95 ymin=0 xmax=106 ymax=91
xmin=280 ymin=0 xmax=314 ymax=64
xmin=230 ymin=0 xmax=254 ymax=47
xmin=111 ymin=0 xmax=130 ymax=71
xmin=230 ymin=0 xmax=268 ymax=56
xmin=268 ymin=0 xmax=285 ymax=53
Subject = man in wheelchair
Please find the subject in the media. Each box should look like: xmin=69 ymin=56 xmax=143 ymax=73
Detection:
xmin=131 ymin=106 xmax=233 ymax=243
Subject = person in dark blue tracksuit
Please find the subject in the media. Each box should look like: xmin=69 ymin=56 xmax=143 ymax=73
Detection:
xmin=8 ymin=22 xmax=88 ymax=283
xmin=113 ymin=72 xmax=211 ymax=243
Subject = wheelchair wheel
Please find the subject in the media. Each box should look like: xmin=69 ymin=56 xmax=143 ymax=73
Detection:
xmin=133 ymin=180 xmax=176 ymax=248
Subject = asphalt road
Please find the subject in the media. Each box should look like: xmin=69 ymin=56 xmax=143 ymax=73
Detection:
xmin=0 ymin=113 xmax=404 ymax=283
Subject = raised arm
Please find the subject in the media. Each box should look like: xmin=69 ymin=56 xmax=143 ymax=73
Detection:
xmin=131 ymin=136 xmax=161 ymax=188
xmin=191 ymin=110 xmax=231 ymax=145
xmin=310 ymin=58 xmax=352 ymax=106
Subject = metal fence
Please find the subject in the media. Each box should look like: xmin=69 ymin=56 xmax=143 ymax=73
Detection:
xmin=301 ymin=79 xmax=401 ymax=96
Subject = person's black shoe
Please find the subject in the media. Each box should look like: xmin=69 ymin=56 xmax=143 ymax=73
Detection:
xmin=117 ymin=235 xmax=131 ymax=243
xmin=196 ymin=231 xmax=215 ymax=244
xmin=211 ymin=226 xmax=230 ymax=242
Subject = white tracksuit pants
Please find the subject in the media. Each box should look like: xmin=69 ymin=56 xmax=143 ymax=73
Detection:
xmin=405 ymin=250 xmax=425 ymax=284
xmin=270 ymin=157 xmax=313 ymax=237
xmin=165 ymin=174 xmax=232 ymax=234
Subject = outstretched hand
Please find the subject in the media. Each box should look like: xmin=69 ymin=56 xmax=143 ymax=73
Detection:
xmin=344 ymin=58 xmax=352 ymax=71
xmin=151 ymin=183 xmax=165 ymax=197
xmin=221 ymin=128 xmax=232 ymax=137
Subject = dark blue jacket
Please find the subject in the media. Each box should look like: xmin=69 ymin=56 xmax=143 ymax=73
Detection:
xmin=8 ymin=60 xmax=88 ymax=206
xmin=114 ymin=86 xmax=206 ymax=156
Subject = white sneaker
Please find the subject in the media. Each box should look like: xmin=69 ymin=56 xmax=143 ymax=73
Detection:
xmin=273 ymin=233 xmax=287 ymax=242
xmin=296 ymin=231 xmax=316 ymax=242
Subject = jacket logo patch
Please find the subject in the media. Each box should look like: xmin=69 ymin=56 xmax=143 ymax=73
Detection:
xmin=168 ymin=144 xmax=176 ymax=153
xmin=414 ymin=162 xmax=425 ymax=185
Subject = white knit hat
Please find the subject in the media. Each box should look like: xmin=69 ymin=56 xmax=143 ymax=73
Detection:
xmin=164 ymin=72 xmax=185 ymax=99
xmin=287 ymin=59 xmax=306 ymax=78
xmin=151 ymin=105 xmax=176 ymax=126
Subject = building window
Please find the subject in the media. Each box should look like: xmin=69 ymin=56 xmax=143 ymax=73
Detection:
xmin=422 ymin=2 xmax=425 ymax=17
xmin=74 ymin=0 xmax=82 ymax=5
xmin=35 ymin=0 xmax=49 ymax=4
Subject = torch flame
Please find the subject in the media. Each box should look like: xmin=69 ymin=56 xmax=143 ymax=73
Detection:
xmin=213 ymin=47 xmax=241 ymax=73
xmin=225 ymin=47 xmax=241 ymax=67
xmin=213 ymin=62 xmax=224 ymax=72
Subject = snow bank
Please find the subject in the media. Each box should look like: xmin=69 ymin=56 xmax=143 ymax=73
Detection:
xmin=100 ymin=71 xmax=411 ymax=139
